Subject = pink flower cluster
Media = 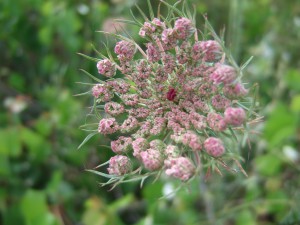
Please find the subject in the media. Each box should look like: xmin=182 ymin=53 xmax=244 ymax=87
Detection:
xmin=88 ymin=15 xmax=252 ymax=183
xmin=97 ymin=59 xmax=116 ymax=77
xmin=165 ymin=157 xmax=195 ymax=181
xmin=107 ymin=155 xmax=131 ymax=175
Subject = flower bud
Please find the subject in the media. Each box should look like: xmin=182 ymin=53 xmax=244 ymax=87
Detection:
xmin=174 ymin=17 xmax=195 ymax=40
xmin=97 ymin=59 xmax=116 ymax=77
xmin=120 ymin=116 xmax=139 ymax=133
xmin=140 ymin=149 xmax=164 ymax=171
xmin=111 ymin=136 xmax=132 ymax=154
xmin=224 ymin=107 xmax=246 ymax=126
xmin=207 ymin=112 xmax=227 ymax=132
xmin=204 ymin=137 xmax=225 ymax=157
xmin=165 ymin=145 xmax=180 ymax=158
xmin=104 ymin=102 xmax=125 ymax=116
xmin=107 ymin=155 xmax=131 ymax=175
xmin=182 ymin=131 xmax=202 ymax=151
xmin=223 ymin=83 xmax=248 ymax=99
xmin=114 ymin=40 xmax=135 ymax=60
xmin=200 ymin=40 xmax=222 ymax=62
xmin=98 ymin=118 xmax=119 ymax=134
xmin=132 ymin=138 xmax=149 ymax=160
xmin=92 ymin=84 xmax=113 ymax=102
xmin=165 ymin=157 xmax=195 ymax=181
xmin=210 ymin=64 xmax=237 ymax=85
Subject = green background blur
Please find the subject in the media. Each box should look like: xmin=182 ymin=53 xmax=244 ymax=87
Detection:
xmin=1 ymin=0 xmax=300 ymax=224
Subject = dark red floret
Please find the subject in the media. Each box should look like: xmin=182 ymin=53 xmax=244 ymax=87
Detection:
xmin=167 ymin=88 xmax=177 ymax=101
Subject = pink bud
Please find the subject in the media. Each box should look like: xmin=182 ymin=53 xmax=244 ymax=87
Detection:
xmin=165 ymin=145 xmax=180 ymax=158
xmin=140 ymin=149 xmax=164 ymax=171
xmin=111 ymin=136 xmax=132 ymax=154
xmin=132 ymin=138 xmax=149 ymax=160
xmin=223 ymin=83 xmax=248 ymax=98
xmin=107 ymin=155 xmax=131 ymax=175
xmin=164 ymin=157 xmax=195 ymax=181
xmin=120 ymin=116 xmax=139 ymax=133
xmin=182 ymin=131 xmax=202 ymax=151
xmin=98 ymin=118 xmax=119 ymax=134
xmin=114 ymin=41 xmax=135 ymax=60
xmin=207 ymin=112 xmax=227 ymax=132
xmin=139 ymin=22 xmax=156 ymax=37
xmin=174 ymin=17 xmax=194 ymax=40
xmin=104 ymin=102 xmax=125 ymax=116
xmin=146 ymin=43 xmax=161 ymax=62
xmin=204 ymin=137 xmax=225 ymax=157
xmin=92 ymin=84 xmax=113 ymax=102
xmin=151 ymin=18 xmax=165 ymax=28
xmin=96 ymin=59 xmax=116 ymax=77
xmin=211 ymin=94 xmax=231 ymax=111
xmin=199 ymin=40 xmax=222 ymax=62
xmin=210 ymin=64 xmax=237 ymax=85
xmin=224 ymin=107 xmax=246 ymax=126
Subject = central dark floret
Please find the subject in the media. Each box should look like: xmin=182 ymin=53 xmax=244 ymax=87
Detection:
xmin=166 ymin=87 xmax=177 ymax=101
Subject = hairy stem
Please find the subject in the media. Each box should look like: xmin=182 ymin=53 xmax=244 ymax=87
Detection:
xmin=199 ymin=167 xmax=217 ymax=225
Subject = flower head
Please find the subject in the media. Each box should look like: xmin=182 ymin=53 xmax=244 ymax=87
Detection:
xmin=81 ymin=2 xmax=258 ymax=187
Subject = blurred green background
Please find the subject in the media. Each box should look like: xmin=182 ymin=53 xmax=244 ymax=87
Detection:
xmin=1 ymin=0 xmax=300 ymax=224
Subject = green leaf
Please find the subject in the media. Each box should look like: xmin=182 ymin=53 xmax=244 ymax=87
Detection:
xmin=21 ymin=190 xmax=59 ymax=225
xmin=79 ymin=69 xmax=104 ymax=83
xmin=266 ymin=191 xmax=289 ymax=215
xmin=290 ymin=94 xmax=300 ymax=113
xmin=161 ymin=0 xmax=184 ymax=18
xmin=108 ymin=194 xmax=134 ymax=211
xmin=0 ymin=127 xmax=21 ymax=157
xmin=129 ymin=9 xmax=143 ymax=26
xmin=135 ymin=4 xmax=149 ymax=21
xmin=114 ymin=19 xmax=140 ymax=26
xmin=264 ymin=103 xmax=297 ymax=147
xmin=0 ymin=154 xmax=10 ymax=176
xmin=3 ymin=205 xmax=25 ymax=225
xmin=78 ymin=132 xmax=98 ymax=150
xmin=240 ymin=56 xmax=254 ymax=70
xmin=284 ymin=69 xmax=300 ymax=91
xmin=236 ymin=210 xmax=256 ymax=225
xmin=77 ymin=53 xmax=100 ymax=62
xmin=147 ymin=0 xmax=154 ymax=20
xmin=91 ymin=44 xmax=107 ymax=59
xmin=86 ymin=169 xmax=116 ymax=179
xmin=255 ymin=154 xmax=283 ymax=176
xmin=21 ymin=127 xmax=49 ymax=160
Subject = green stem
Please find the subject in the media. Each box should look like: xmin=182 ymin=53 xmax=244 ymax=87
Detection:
xmin=199 ymin=166 xmax=218 ymax=225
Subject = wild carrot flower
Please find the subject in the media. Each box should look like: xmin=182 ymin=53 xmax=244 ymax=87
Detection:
xmin=80 ymin=2 xmax=259 ymax=187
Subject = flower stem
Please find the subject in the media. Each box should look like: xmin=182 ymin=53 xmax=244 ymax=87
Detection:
xmin=199 ymin=166 xmax=217 ymax=225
